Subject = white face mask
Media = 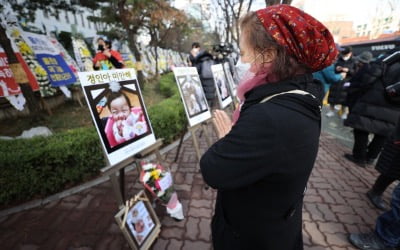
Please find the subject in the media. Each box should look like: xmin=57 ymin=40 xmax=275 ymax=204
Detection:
xmin=235 ymin=58 xmax=251 ymax=82
xmin=342 ymin=55 xmax=351 ymax=61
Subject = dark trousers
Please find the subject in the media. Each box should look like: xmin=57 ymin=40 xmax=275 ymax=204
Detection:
xmin=371 ymin=174 xmax=397 ymax=196
xmin=352 ymin=129 xmax=386 ymax=160
xmin=376 ymin=182 xmax=400 ymax=247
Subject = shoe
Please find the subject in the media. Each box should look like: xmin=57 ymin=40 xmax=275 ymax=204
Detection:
xmin=344 ymin=153 xmax=366 ymax=168
xmin=341 ymin=113 xmax=348 ymax=120
xmin=367 ymin=190 xmax=387 ymax=210
xmin=326 ymin=110 xmax=335 ymax=117
xmin=349 ymin=232 xmax=395 ymax=250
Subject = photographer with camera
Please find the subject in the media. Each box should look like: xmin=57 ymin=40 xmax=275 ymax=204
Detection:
xmin=93 ymin=37 xmax=124 ymax=71
xmin=190 ymin=42 xmax=216 ymax=108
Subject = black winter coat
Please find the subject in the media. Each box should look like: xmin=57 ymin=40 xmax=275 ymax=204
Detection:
xmin=376 ymin=116 xmax=400 ymax=180
xmin=344 ymin=61 xmax=400 ymax=136
xmin=200 ymin=74 xmax=323 ymax=250
xmin=328 ymin=57 xmax=359 ymax=105
xmin=194 ymin=50 xmax=216 ymax=101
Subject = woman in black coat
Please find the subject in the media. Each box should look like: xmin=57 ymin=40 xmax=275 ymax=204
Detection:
xmin=344 ymin=55 xmax=400 ymax=166
xmin=366 ymin=114 xmax=400 ymax=210
xmin=200 ymin=5 xmax=338 ymax=250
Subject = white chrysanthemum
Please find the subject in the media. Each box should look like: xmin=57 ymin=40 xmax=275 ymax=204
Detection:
xmin=142 ymin=163 xmax=155 ymax=171
xmin=142 ymin=172 xmax=151 ymax=183
xmin=109 ymin=81 xmax=121 ymax=92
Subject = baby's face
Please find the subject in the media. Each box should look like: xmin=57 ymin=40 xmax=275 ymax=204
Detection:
xmin=110 ymin=96 xmax=130 ymax=121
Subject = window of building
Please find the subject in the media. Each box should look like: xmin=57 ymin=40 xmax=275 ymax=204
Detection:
xmin=81 ymin=13 xmax=85 ymax=27
xmin=88 ymin=20 xmax=91 ymax=29
xmin=74 ymin=13 xmax=78 ymax=25
xmin=43 ymin=9 xmax=49 ymax=18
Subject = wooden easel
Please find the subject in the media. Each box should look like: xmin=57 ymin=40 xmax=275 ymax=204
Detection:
xmin=188 ymin=119 xmax=213 ymax=162
xmin=101 ymin=139 xmax=164 ymax=207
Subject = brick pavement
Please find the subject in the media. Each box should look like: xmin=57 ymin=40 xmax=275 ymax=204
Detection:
xmin=0 ymin=128 xmax=397 ymax=250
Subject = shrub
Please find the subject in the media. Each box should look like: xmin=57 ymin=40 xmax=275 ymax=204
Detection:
xmin=0 ymin=73 xmax=186 ymax=205
xmin=148 ymin=94 xmax=186 ymax=143
xmin=0 ymin=127 xmax=103 ymax=205
xmin=159 ymin=72 xmax=179 ymax=97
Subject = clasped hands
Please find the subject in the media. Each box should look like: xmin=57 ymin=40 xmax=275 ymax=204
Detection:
xmin=212 ymin=109 xmax=232 ymax=139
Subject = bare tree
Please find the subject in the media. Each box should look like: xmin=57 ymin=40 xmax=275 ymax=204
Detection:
xmin=215 ymin=0 xmax=253 ymax=49
xmin=265 ymin=0 xmax=293 ymax=6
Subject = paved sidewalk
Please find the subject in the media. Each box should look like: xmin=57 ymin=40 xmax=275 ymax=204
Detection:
xmin=0 ymin=128 xmax=397 ymax=249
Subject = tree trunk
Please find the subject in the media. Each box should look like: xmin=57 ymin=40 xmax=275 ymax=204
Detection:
xmin=126 ymin=32 xmax=145 ymax=86
xmin=154 ymin=46 xmax=159 ymax=76
xmin=0 ymin=25 xmax=41 ymax=116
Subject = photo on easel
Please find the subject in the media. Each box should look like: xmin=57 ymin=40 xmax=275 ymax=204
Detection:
xmin=223 ymin=62 xmax=237 ymax=98
xmin=78 ymin=69 xmax=156 ymax=166
xmin=211 ymin=64 xmax=232 ymax=109
xmin=115 ymin=190 xmax=161 ymax=250
xmin=173 ymin=67 xmax=212 ymax=127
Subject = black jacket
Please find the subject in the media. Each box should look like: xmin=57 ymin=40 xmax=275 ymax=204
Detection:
xmin=344 ymin=61 xmax=400 ymax=136
xmin=193 ymin=50 xmax=215 ymax=100
xmin=376 ymin=116 xmax=400 ymax=180
xmin=200 ymin=74 xmax=322 ymax=250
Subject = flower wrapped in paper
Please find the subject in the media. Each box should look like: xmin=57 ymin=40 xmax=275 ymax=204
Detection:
xmin=139 ymin=162 xmax=184 ymax=221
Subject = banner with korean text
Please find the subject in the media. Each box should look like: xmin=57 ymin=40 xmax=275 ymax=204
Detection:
xmin=22 ymin=31 xmax=76 ymax=87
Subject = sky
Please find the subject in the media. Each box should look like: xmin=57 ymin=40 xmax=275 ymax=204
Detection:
xmin=173 ymin=0 xmax=400 ymax=26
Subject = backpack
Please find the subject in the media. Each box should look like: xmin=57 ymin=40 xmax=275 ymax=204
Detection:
xmin=382 ymin=51 xmax=400 ymax=105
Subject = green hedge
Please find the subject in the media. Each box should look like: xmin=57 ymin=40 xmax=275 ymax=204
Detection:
xmin=159 ymin=72 xmax=179 ymax=97
xmin=149 ymin=72 xmax=186 ymax=143
xmin=0 ymin=73 xmax=186 ymax=206
xmin=0 ymin=127 xmax=103 ymax=205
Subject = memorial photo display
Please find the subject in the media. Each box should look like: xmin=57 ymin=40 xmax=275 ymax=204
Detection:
xmin=173 ymin=67 xmax=211 ymax=127
xmin=78 ymin=69 xmax=156 ymax=166
xmin=211 ymin=64 xmax=232 ymax=109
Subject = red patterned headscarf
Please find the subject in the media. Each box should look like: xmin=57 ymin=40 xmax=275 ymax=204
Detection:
xmin=256 ymin=4 xmax=338 ymax=72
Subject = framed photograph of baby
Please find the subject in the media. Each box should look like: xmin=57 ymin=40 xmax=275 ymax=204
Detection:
xmin=211 ymin=64 xmax=232 ymax=109
xmin=78 ymin=69 xmax=156 ymax=166
xmin=115 ymin=190 xmax=161 ymax=250
xmin=173 ymin=67 xmax=211 ymax=127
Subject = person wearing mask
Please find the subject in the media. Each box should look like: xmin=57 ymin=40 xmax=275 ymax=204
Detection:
xmin=200 ymin=5 xmax=337 ymax=250
xmin=190 ymin=42 xmax=216 ymax=108
xmin=328 ymin=46 xmax=358 ymax=119
xmin=93 ymin=38 xmax=124 ymax=70
xmin=188 ymin=42 xmax=200 ymax=66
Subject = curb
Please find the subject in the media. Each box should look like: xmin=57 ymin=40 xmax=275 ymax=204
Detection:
xmin=0 ymin=132 xmax=192 ymax=218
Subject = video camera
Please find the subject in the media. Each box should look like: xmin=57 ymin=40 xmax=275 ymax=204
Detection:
xmin=213 ymin=42 xmax=233 ymax=59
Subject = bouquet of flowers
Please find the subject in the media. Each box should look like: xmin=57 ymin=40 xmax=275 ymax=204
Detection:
xmin=139 ymin=162 xmax=184 ymax=221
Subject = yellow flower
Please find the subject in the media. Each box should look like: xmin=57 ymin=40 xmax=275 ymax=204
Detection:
xmin=150 ymin=169 xmax=161 ymax=180
xmin=18 ymin=42 xmax=34 ymax=55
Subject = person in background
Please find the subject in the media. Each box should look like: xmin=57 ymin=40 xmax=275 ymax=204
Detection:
xmin=190 ymin=42 xmax=216 ymax=108
xmin=366 ymin=116 xmax=400 ymax=211
xmin=344 ymin=51 xmax=400 ymax=167
xmin=188 ymin=42 xmax=200 ymax=66
xmin=345 ymin=51 xmax=374 ymax=112
xmin=313 ymin=52 xmax=346 ymax=117
xmin=328 ymin=46 xmax=358 ymax=119
xmin=349 ymin=181 xmax=400 ymax=250
xmin=93 ymin=38 xmax=124 ymax=70
xmin=200 ymin=4 xmax=337 ymax=250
